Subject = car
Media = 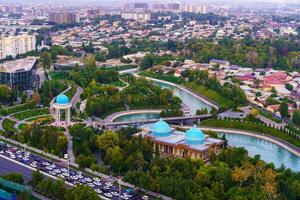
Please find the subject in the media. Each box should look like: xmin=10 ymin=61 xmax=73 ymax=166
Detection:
xmin=49 ymin=171 xmax=57 ymax=176
xmin=121 ymin=195 xmax=129 ymax=200
xmin=54 ymin=169 xmax=61 ymax=173
xmin=105 ymin=182 xmax=113 ymax=187
xmin=0 ymin=150 xmax=5 ymax=154
xmin=71 ymin=176 xmax=78 ymax=180
xmin=104 ymin=193 xmax=113 ymax=198
xmin=142 ymin=195 xmax=149 ymax=200
xmin=84 ymin=177 xmax=92 ymax=182
xmin=111 ymin=191 xmax=119 ymax=196
xmin=58 ymin=174 xmax=65 ymax=179
xmin=93 ymin=177 xmax=101 ymax=182
xmin=87 ymin=183 xmax=95 ymax=187
xmin=43 ymin=162 xmax=50 ymax=166
xmin=93 ymin=181 xmax=102 ymax=186
xmin=95 ymin=189 xmax=102 ymax=194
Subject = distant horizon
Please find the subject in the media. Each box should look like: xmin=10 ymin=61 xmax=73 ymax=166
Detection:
xmin=0 ymin=0 xmax=299 ymax=6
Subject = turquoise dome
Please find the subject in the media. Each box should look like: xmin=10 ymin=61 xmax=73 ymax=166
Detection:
xmin=56 ymin=94 xmax=69 ymax=105
xmin=151 ymin=118 xmax=171 ymax=137
xmin=185 ymin=125 xmax=205 ymax=145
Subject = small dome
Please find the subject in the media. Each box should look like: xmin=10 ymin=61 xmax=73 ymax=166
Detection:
xmin=55 ymin=94 xmax=69 ymax=105
xmin=185 ymin=125 xmax=205 ymax=145
xmin=151 ymin=118 xmax=171 ymax=137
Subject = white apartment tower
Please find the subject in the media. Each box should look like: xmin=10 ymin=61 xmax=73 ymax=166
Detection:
xmin=0 ymin=35 xmax=36 ymax=59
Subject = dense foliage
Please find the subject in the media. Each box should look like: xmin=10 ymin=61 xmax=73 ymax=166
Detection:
xmin=182 ymin=70 xmax=247 ymax=110
xmin=186 ymin=37 xmax=300 ymax=71
xmin=86 ymin=76 xmax=181 ymax=117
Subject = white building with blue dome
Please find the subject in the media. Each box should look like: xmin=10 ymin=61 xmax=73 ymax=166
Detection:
xmin=53 ymin=93 xmax=72 ymax=127
xmin=136 ymin=119 xmax=224 ymax=161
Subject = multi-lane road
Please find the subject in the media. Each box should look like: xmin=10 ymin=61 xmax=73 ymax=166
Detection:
xmin=0 ymin=142 xmax=144 ymax=200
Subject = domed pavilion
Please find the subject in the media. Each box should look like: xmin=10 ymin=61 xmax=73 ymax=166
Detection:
xmin=53 ymin=93 xmax=72 ymax=127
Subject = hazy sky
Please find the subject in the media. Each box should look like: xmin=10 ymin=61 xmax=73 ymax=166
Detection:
xmin=0 ymin=0 xmax=298 ymax=6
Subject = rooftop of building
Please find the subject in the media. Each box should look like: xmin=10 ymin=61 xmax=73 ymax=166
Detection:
xmin=0 ymin=57 xmax=36 ymax=73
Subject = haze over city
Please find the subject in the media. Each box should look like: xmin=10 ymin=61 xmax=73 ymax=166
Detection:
xmin=0 ymin=0 xmax=299 ymax=200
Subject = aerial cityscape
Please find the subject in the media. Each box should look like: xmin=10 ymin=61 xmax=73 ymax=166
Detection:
xmin=0 ymin=0 xmax=299 ymax=199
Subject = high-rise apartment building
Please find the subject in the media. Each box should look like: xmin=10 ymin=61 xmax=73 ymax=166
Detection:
xmin=48 ymin=12 xmax=80 ymax=24
xmin=184 ymin=5 xmax=207 ymax=14
xmin=0 ymin=35 xmax=36 ymax=59
xmin=121 ymin=12 xmax=151 ymax=21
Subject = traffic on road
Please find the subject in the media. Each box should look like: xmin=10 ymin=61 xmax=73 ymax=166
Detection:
xmin=0 ymin=142 xmax=146 ymax=200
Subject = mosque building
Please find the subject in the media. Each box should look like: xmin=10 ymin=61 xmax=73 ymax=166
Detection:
xmin=135 ymin=118 xmax=224 ymax=161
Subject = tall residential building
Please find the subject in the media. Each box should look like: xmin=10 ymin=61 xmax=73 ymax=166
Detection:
xmin=184 ymin=5 xmax=207 ymax=14
xmin=167 ymin=3 xmax=181 ymax=12
xmin=133 ymin=3 xmax=149 ymax=10
xmin=121 ymin=12 xmax=151 ymax=21
xmin=0 ymin=35 xmax=36 ymax=59
xmin=48 ymin=12 xmax=80 ymax=24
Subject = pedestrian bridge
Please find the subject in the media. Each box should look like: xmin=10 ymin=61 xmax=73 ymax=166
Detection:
xmin=96 ymin=114 xmax=211 ymax=128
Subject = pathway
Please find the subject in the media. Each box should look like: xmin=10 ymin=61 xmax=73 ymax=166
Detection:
xmin=64 ymin=127 xmax=75 ymax=163
xmin=240 ymin=105 xmax=286 ymax=129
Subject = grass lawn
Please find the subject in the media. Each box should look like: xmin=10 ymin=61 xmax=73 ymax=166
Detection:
xmin=13 ymin=108 xmax=50 ymax=120
xmin=185 ymin=82 xmax=232 ymax=109
xmin=106 ymin=65 xmax=137 ymax=71
xmin=0 ymin=104 xmax=34 ymax=116
xmin=139 ymin=71 xmax=183 ymax=84
xmin=259 ymin=110 xmax=282 ymax=123
xmin=201 ymin=119 xmax=300 ymax=148
xmin=3 ymin=119 xmax=16 ymax=133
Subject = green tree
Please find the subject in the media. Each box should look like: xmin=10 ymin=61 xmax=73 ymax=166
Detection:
xmin=31 ymin=170 xmax=43 ymax=187
xmin=65 ymin=185 xmax=99 ymax=200
xmin=292 ymin=110 xmax=300 ymax=126
xmin=97 ymin=130 xmax=119 ymax=150
xmin=279 ymin=102 xmax=289 ymax=118
xmin=40 ymin=51 xmax=52 ymax=69
xmin=0 ymin=84 xmax=12 ymax=103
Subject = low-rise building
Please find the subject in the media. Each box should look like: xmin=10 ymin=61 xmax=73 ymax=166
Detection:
xmin=0 ymin=57 xmax=37 ymax=90
xmin=135 ymin=119 xmax=224 ymax=161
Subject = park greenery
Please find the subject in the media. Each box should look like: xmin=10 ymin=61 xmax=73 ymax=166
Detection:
xmin=85 ymin=76 xmax=182 ymax=117
xmin=1 ymin=124 xmax=67 ymax=157
xmin=67 ymin=125 xmax=300 ymax=200
xmin=186 ymin=37 xmax=300 ymax=71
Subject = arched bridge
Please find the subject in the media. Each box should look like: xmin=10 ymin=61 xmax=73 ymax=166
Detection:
xmin=96 ymin=114 xmax=211 ymax=128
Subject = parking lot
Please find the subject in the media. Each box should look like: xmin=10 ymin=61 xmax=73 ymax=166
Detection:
xmin=0 ymin=142 xmax=145 ymax=200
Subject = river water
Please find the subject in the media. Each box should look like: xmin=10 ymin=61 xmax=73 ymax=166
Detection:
xmin=113 ymin=78 xmax=300 ymax=171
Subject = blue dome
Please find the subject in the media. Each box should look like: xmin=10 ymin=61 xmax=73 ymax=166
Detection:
xmin=56 ymin=94 xmax=69 ymax=105
xmin=151 ymin=118 xmax=171 ymax=137
xmin=185 ymin=125 xmax=205 ymax=145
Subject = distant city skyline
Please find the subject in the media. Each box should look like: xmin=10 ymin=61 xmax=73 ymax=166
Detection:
xmin=0 ymin=0 xmax=298 ymax=5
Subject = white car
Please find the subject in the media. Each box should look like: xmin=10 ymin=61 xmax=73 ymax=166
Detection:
xmin=105 ymin=182 xmax=113 ymax=187
xmin=9 ymin=154 xmax=16 ymax=159
xmin=142 ymin=195 xmax=149 ymax=200
xmin=93 ymin=181 xmax=102 ymax=186
xmin=43 ymin=162 xmax=50 ymax=166
xmin=71 ymin=176 xmax=78 ymax=180
xmin=111 ymin=192 xmax=119 ymax=196
xmin=30 ymin=163 xmax=37 ymax=168
xmin=95 ymin=189 xmax=102 ymax=194
xmin=49 ymin=171 xmax=57 ymax=176
xmin=104 ymin=193 xmax=113 ymax=198
xmin=54 ymin=169 xmax=61 ymax=173
xmin=93 ymin=177 xmax=101 ymax=182
xmin=121 ymin=196 xmax=129 ymax=200
xmin=0 ymin=150 xmax=4 ymax=154
xmin=58 ymin=174 xmax=65 ymax=179
xmin=84 ymin=177 xmax=92 ymax=182
xmin=87 ymin=183 xmax=95 ymax=187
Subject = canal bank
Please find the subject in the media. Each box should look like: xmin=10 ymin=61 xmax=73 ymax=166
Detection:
xmin=137 ymin=75 xmax=219 ymax=110
xmin=177 ymin=125 xmax=300 ymax=171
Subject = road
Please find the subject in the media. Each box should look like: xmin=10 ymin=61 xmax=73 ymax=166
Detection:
xmin=0 ymin=156 xmax=33 ymax=182
xmin=36 ymin=67 xmax=47 ymax=89
xmin=71 ymin=86 xmax=83 ymax=110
